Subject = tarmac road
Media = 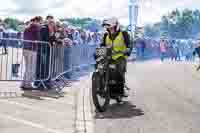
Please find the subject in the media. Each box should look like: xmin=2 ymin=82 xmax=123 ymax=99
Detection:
xmin=94 ymin=60 xmax=200 ymax=133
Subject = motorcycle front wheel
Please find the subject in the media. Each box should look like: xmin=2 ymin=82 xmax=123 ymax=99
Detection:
xmin=92 ymin=72 xmax=110 ymax=112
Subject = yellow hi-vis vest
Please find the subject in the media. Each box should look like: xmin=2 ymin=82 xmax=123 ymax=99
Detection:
xmin=105 ymin=32 xmax=127 ymax=60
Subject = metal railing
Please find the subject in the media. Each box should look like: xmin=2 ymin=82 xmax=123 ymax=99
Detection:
xmin=0 ymin=38 xmax=51 ymax=82
xmin=50 ymin=43 xmax=97 ymax=81
xmin=0 ymin=38 xmax=98 ymax=94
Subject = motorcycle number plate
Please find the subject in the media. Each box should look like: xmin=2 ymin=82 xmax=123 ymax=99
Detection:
xmin=109 ymin=64 xmax=116 ymax=69
xmin=96 ymin=48 xmax=106 ymax=56
xmin=98 ymin=64 xmax=104 ymax=69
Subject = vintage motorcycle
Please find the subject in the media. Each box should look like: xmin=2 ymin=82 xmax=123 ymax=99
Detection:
xmin=92 ymin=47 xmax=129 ymax=112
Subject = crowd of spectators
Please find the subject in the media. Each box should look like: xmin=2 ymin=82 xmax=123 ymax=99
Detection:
xmin=135 ymin=37 xmax=197 ymax=61
xmin=18 ymin=15 xmax=102 ymax=91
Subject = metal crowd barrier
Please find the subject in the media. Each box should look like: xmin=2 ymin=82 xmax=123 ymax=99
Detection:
xmin=49 ymin=44 xmax=66 ymax=80
xmin=72 ymin=43 xmax=96 ymax=69
xmin=0 ymin=38 xmax=98 ymax=97
xmin=0 ymin=38 xmax=132 ymax=85
xmin=50 ymin=43 xmax=97 ymax=81
xmin=0 ymin=38 xmax=51 ymax=82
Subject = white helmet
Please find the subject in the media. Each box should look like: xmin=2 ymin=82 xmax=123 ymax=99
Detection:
xmin=102 ymin=17 xmax=120 ymax=30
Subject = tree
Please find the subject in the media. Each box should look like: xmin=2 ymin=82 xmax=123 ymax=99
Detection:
xmin=157 ymin=9 xmax=194 ymax=39
xmin=144 ymin=24 xmax=159 ymax=38
xmin=181 ymin=9 xmax=193 ymax=38
xmin=160 ymin=15 xmax=169 ymax=34
xmin=144 ymin=25 xmax=153 ymax=37
xmin=84 ymin=21 xmax=102 ymax=32
xmin=61 ymin=17 xmax=95 ymax=29
xmin=192 ymin=10 xmax=200 ymax=36
xmin=60 ymin=17 xmax=105 ymax=31
xmin=4 ymin=18 xmax=20 ymax=31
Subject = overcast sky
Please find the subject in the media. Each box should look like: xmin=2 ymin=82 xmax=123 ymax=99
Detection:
xmin=0 ymin=0 xmax=200 ymax=26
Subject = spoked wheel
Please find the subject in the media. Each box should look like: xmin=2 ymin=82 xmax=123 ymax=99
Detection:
xmin=92 ymin=72 xmax=110 ymax=112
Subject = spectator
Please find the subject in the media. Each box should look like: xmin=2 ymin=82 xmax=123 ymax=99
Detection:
xmin=25 ymin=21 xmax=31 ymax=29
xmin=66 ymin=28 xmax=73 ymax=41
xmin=140 ymin=39 xmax=146 ymax=58
xmin=36 ymin=16 xmax=43 ymax=24
xmin=0 ymin=27 xmax=3 ymax=52
xmin=93 ymin=32 xmax=101 ymax=45
xmin=63 ymin=36 xmax=73 ymax=79
xmin=73 ymin=30 xmax=82 ymax=45
xmin=52 ymin=22 xmax=66 ymax=77
xmin=55 ymin=22 xmax=66 ymax=45
xmin=80 ymin=31 xmax=87 ymax=44
xmin=184 ymin=41 xmax=191 ymax=61
xmin=87 ymin=33 xmax=94 ymax=46
xmin=17 ymin=32 xmax=22 ymax=39
xmin=174 ymin=40 xmax=181 ymax=61
xmin=1 ymin=25 xmax=8 ymax=54
xmin=35 ymin=15 xmax=56 ymax=89
xmin=136 ymin=38 xmax=146 ymax=59
xmin=20 ymin=17 xmax=41 ymax=90
xmin=168 ymin=40 xmax=176 ymax=61
xmin=160 ymin=39 xmax=167 ymax=62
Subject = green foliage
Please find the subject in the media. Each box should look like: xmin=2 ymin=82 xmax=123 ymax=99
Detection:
xmin=144 ymin=24 xmax=160 ymax=38
xmin=61 ymin=17 xmax=94 ymax=29
xmin=60 ymin=17 xmax=104 ymax=31
xmin=4 ymin=18 xmax=20 ymax=31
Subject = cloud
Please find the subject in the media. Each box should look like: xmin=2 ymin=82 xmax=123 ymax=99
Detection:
xmin=137 ymin=0 xmax=200 ymax=26
xmin=0 ymin=0 xmax=200 ymax=25
xmin=10 ymin=0 xmax=64 ymax=14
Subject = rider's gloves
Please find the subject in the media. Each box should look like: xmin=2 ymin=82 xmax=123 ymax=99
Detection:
xmin=124 ymin=48 xmax=131 ymax=56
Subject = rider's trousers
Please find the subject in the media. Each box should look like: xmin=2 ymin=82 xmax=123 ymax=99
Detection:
xmin=112 ymin=57 xmax=127 ymax=83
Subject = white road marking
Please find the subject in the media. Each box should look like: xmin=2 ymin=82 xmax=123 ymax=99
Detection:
xmin=0 ymin=99 xmax=67 ymax=115
xmin=42 ymin=97 xmax=75 ymax=105
xmin=0 ymin=113 xmax=64 ymax=133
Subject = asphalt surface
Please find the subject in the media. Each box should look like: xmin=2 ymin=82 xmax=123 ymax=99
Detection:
xmin=0 ymin=73 xmax=93 ymax=133
xmin=94 ymin=60 xmax=200 ymax=133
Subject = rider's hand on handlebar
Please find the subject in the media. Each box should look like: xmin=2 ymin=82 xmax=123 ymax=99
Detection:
xmin=124 ymin=48 xmax=131 ymax=56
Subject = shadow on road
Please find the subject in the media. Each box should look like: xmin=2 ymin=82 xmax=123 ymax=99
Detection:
xmin=0 ymin=53 xmax=7 ymax=55
xmin=95 ymin=101 xmax=144 ymax=119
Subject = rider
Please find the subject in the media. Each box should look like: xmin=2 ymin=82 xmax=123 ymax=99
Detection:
xmin=100 ymin=17 xmax=132 ymax=97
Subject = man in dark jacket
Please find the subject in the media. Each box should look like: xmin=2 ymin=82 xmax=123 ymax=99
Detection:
xmin=35 ymin=15 xmax=56 ymax=89
xmin=135 ymin=38 xmax=146 ymax=59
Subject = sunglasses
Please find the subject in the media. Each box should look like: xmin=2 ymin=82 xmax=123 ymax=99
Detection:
xmin=103 ymin=24 xmax=111 ymax=28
